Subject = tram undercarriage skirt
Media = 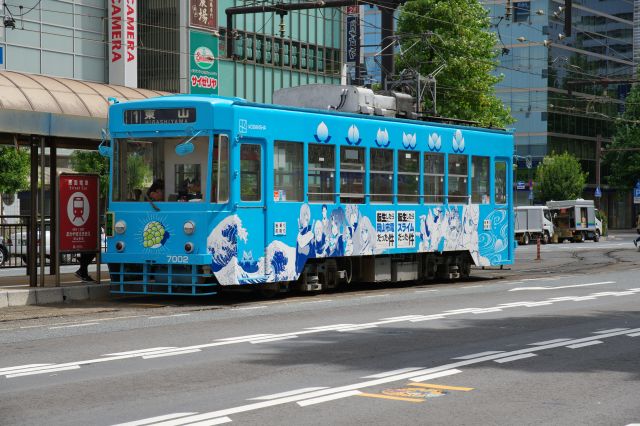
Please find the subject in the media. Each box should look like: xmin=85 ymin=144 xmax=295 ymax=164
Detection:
xmin=108 ymin=263 xmax=218 ymax=296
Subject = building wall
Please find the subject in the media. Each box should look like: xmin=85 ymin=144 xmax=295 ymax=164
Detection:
xmin=0 ymin=0 xmax=107 ymax=81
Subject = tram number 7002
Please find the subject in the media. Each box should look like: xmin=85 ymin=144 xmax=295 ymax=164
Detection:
xmin=167 ymin=255 xmax=189 ymax=264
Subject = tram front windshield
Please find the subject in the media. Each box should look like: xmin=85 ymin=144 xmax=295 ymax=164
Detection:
xmin=113 ymin=136 xmax=209 ymax=203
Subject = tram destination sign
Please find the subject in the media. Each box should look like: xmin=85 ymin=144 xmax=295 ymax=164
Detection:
xmin=124 ymin=108 xmax=196 ymax=124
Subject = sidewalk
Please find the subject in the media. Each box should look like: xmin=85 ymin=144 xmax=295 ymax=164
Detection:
xmin=0 ymin=270 xmax=110 ymax=308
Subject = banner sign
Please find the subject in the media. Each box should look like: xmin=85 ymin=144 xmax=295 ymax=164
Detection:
xmin=189 ymin=0 xmax=217 ymax=30
xmin=59 ymin=174 xmax=100 ymax=252
xmin=190 ymin=30 xmax=219 ymax=94
xmin=0 ymin=46 xmax=3 ymax=65
xmin=346 ymin=15 xmax=359 ymax=64
xmin=109 ymin=0 xmax=137 ymax=87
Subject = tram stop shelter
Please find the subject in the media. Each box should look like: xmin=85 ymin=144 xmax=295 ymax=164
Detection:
xmin=0 ymin=70 xmax=167 ymax=287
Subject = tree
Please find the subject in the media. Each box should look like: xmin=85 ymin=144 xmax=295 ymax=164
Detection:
xmin=534 ymin=153 xmax=587 ymax=202
xmin=126 ymin=154 xmax=152 ymax=198
xmin=0 ymin=145 xmax=30 ymax=195
xmin=603 ymin=82 xmax=640 ymax=190
xmin=396 ymin=0 xmax=513 ymax=127
xmin=69 ymin=150 xmax=110 ymax=200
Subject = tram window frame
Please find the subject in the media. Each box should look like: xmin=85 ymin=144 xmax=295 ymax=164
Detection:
xmin=424 ymin=152 xmax=444 ymax=204
xmin=495 ymin=160 xmax=508 ymax=204
xmin=398 ymin=150 xmax=419 ymax=203
xmin=211 ymin=134 xmax=230 ymax=204
xmin=240 ymin=144 xmax=262 ymax=202
xmin=448 ymin=154 xmax=469 ymax=204
xmin=308 ymin=143 xmax=335 ymax=203
xmin=370 ymin=148 xmax=394 ymax=203
xmin=273 ymin=141 xmax=304 ymax=202
xmin=471 ymin=156 xmax=490 ymax=204
xmin=340 ymin=145 xmax=365 ymax=204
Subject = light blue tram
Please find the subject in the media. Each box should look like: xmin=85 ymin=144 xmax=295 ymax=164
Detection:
xmin=102 ymin=94 xmax=514 ymax=296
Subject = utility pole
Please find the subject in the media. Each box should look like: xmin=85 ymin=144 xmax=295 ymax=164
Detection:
xmin=595 ymin=134 xmax=601 ymax=210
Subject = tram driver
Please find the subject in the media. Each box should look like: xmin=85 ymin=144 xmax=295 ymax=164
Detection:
xmin=147 ymin=179 xmax=165 ymax=201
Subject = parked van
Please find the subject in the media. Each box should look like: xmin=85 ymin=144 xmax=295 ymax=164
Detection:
xmin=515 ymin=206 xmax=554 ymax=245
xmin=547 ymin=199 xmax=600 ymax=242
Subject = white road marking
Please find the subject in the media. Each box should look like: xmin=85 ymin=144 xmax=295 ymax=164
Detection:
xmin=182 ymin=417 xmax=232 ymax=426
xmin=529 ymin=338 xmax=571 ymax=346
xmin=566 ymin=341 xmax=603 ymax=349
xmin=510 ymin=281 xmax=615 ymax=291
xmin=444 ymin=308 xmax=484 ymax=314
xmin=380 ymin=315 xmax=426 ymax=321
xmin=142 ymin=349 xmax=202 ymax=359
xmin=338 ymin=325 xmax=378 ymax=332
xmin=230 ymin=306 xmax=268 ymax=311
xmin=472 ymin=308 xmax=503 ymax=314
xmin=49 ymin=322 xmax=99 ymax=329
xmin=414 ymin=289 xmax=439 ymax=293
xmin=249 ymin=387 xmax=329 ymax=400
xmin=112 ymin=413 xmax=197 ymax=426
xmin=215 ymin=334 xmax=274 ymax=342
xmin=453 ymin=351 xmax=504 ymax=360
xmin=249 ymin=336 xmax=298 ymax=344
xmin=409 ymin=315 xmax=446 ymax=322
xmin=105 ymin=347 xmax=177 ymax=356
xmin=0 ymin=364 xmax=52 ymax=374
xmin=594 ymin=328 xmax=629 ymax=334
xmin=361 ymin=367 xmax=425 ymax=379
xmin=627 ymin=332 xmax=640 ymax=337
xmin=297 ymin=390 xmax=362 ymax=407
xmin=409 ymin=368 xmax=462 ymax=382
xmin=305 ymin=324 xmax=355 ymax=331
xmin=363 ymin=294 xmax=389 ymax=298
xmin=7 ymin=365 xmax=81 ymax=377
xmin=494 ymin=353 xmax=537 ymax=363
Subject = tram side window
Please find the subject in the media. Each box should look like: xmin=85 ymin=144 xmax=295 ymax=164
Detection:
xmin=424 ymin=153 xmax=444 ymax=204
xmin=340 ymin=146 xmax=365 ymax=204
xmin=398 ymin=150 xmax=419 ymax=203
xmin=495 ymin=160 xmax=507 ymax=204
xmin=448 ymin=154 xmax=468 ymax=203
xmin=274 ymin=141 xmax=303 ymax=202
xmin=308 ymin=143 xmax=335 ymax=202
xmin=211 ymin=135 xmax=230 ymax=203
xmin=370 ymin=148 xmax=393 ymax=203
xmin=241 ymin=144 xmax=261 ymax=201
xmin=471 ymin=156 xmax=490 ymax=204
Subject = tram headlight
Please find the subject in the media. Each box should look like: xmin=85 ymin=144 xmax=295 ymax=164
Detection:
xmin=184 ymin=242 xmax=194 ymax=253
xmin=115 ymin=220 xmax=127 ymax=234
xmin=183 ymin=220 xmax=195 ymax=235
xmin=115 ymin=241 xmax=125 ymax=252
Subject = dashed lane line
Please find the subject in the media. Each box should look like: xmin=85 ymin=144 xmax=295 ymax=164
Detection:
xmin=566 ymin=341 xmax=603 ymax=349
xmin=113 ymin=413 xmax=197 ymax=426
xmin=249 ymin=387 xmax=329 ymax=401
xmin=49 ymin=322 xmax=100 ymax=330
xmin=494 ymin=353 xmax=537 ymax=363
xmin=297 ymin=390 xmax=362 ymax=407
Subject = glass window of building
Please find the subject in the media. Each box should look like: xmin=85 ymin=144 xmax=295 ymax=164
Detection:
xmin=340 ymin=146 xmax=365 ymax=204
xmin=471 ymin=156 xmax=490 ymax=204
xmin=513 ymin=1 xmax=530 ymax=22
xmin=448 ymin=154 xmax=468 ymax=203
xmin=495 ymin=160 xmax=507 ymax=204
xmin=398 ymin=150 xmax=419 ymax=203
xmin=211 ymin=135 xmax=230 ymax=203
xmin=424 ymin=153 xmax=444 ymax=203
xmin=308 ymin=144 xmax=335 ymax=202
xmin=370 ymin=148 xmax=393 ymax=202
xmin=241 ymin=144 xmax=261 ymax=202
xmin=274 ymin=141 xmax=304 ymax=202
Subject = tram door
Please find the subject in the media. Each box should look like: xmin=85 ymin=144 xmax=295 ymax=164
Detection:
xmin=237 ymin=139 xmax=267 ymax=280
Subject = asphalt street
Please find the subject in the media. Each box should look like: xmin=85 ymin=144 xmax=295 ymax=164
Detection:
xmin=0 ymin=233 xmax=639 ymax=425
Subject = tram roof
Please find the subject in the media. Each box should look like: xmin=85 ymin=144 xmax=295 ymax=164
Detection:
xmin=119 ymin=94 xmax=512 ymax=135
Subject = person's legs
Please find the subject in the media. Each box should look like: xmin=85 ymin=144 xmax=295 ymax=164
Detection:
xmin=75 ymin=253 xmax=96 ymax=281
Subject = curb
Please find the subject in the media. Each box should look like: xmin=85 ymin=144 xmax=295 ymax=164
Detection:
xmin=0 ymin=284 xmax=110 ymax=308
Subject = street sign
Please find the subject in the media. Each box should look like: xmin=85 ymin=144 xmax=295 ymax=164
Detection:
xmin=634 ymin=187 xmax=640 ymax=204
xmin=58 ymin=174 xmax=100 ymax=252
xmin=0 ymin=46 xmax=3 ymax=65
xmin=528 ymin=190 xmax=534 ymax=200
xmin=516 ymin=181 xmax=525 ymax=190
xmin=595 ymin=186 xmax=602 ymax=198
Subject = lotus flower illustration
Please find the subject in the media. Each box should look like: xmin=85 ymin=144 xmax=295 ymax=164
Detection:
xmin=402 ymin=132 xmax=417 ymax=149
xmin=314 ymin=121 xmax=331 ymax=143
xmin=428 ymin=132 xmax=442 ymax=151
xmin=346 ymin=124 xmax=361 ymax=145
xmin=452 ymin=129 xmax=465 ymax=152
xmin=375 ymin=128 xmax=390 ymax=147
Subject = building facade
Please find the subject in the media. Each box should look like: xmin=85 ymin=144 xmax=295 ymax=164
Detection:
xmin=486 ymin=0 xmax=636 ymax=227
xmin=1 ymin=0 xmax=344 ymax=101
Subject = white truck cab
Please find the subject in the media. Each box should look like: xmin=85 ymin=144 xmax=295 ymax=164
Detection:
xmin=515 ymin=206 xmax=555 ymax=245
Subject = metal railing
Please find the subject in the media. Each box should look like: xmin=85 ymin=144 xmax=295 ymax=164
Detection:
xmin=0 ymin=215 xmax=106 ymax=269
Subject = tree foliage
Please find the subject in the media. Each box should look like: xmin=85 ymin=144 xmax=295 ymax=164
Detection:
xmin=69 ymin=150 xmax=110 ymax=199
xmin=126 ymin=154 xmax=152 ymax=197
xmin=534 ymin=153 xmax=587 ymax=202
xmin=0 ymin=146 xmax=30 ymax=195
xmin=603 ymin=82 xmax=640 ymax=190
xmin=396 ymin=0 xmax=513 ymax=127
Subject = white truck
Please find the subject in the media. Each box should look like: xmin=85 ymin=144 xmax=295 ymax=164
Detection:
xmin=546 ymin=199 xmax=601 ymax=242
xmin=515 ymin=206 xmax=555 ymax=245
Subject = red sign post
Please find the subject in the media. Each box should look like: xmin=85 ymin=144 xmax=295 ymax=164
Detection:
xmin=58 ymin=174 xmax=100 ymax=252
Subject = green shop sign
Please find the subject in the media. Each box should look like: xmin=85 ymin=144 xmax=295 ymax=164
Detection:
xmin=190 ymin=30 xmax=219 ymax=94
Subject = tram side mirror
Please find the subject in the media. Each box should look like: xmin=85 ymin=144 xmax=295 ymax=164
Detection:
xmin=98 ymin=129 xmax=112 ymax=157
xmin=175 ymin=141 xmax=195 ymax=156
